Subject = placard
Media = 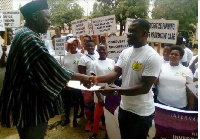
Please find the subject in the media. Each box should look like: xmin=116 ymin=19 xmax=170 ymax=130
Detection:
xmin=0 ymin=10 xmax=20 ymax=28
xmin=71 ymin=18 xmax=89 ymax=36
xmin=106 ymin=36 xmax=129 ymax=59
xmin=125 ymin=18 xmax=179 ymax=44
xmin=0 ymin=13 xmax=5 ymax=31
xmin=124 ymin=18 xmax=135 ymax=34
xmin=92 ymin=15 xmax=116 ymax=35
xmin=55 ymin=38 xmax=66 ymax=56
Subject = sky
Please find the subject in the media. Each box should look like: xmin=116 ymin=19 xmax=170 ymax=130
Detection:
xmin=13 ymin=0 xmax=96 ymax=16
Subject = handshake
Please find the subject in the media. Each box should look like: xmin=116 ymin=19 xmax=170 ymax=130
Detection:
xmin=69 ymin=73 xmax=121 ymax=96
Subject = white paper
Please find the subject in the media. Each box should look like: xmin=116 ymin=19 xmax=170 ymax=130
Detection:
xmin=67 ymin=80 xmax=101 ymax=91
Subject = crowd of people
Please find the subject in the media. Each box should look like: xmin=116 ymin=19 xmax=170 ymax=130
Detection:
xmin=0 ymin=0 xmax=198 ymax=139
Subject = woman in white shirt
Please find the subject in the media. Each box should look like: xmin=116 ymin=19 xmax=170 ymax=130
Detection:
xmin=155 ymin=46 xmax=195 ymax=110
xmin=61 ymin=38 xmax=83 ymax=127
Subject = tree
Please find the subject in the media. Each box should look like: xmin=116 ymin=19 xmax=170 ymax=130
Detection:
xmin=152 ymin=0 xmax=198 ymax=43
xmin=90 ymin=0 xmax=149 ymax=35
xmin=48 ymin=0 xmax=84 ymax=28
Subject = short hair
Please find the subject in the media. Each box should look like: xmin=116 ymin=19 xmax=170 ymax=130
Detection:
xmin=133 ymin=18 xmax=150 ymax=33
xmin=97 ymin=43 xmax=107 ymax=49
xmin=164 ymin=43 xmax=172 ymax=48
xmin=84 ymin=35 xmax=91 ymax=40
xmin=170 ymin=45 xmax=185 ymax=57
xmin=55 ymin=26 xmax=61 ymax=31
xmin=85 ymin=40 xmax=94 ymax=46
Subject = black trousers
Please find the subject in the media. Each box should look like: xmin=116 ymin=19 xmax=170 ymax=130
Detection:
xmin=16 ymin=122 xmax=48 ymax=139
xmin=118 ymin=107 xmax=154 ymax=139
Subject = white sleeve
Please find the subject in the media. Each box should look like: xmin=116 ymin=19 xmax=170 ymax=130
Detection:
xmin=181 ymin=50 xmax=187 ymax=62
xmin=142 ymin=54 xmax=162 ymax=77
xmin=116 ymin=50 xmax=125 ymax=69
xmin=185 ymin=67 xmax=193 ymax=83
xmin=78 ymin=56 xmax=86 ymax=66
xmin=194 ymin=68 xmax=198 ymax=79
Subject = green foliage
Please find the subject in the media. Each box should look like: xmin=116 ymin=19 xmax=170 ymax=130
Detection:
xmin=48 ymin=0 xmax=84 ymax=26
xmin=152 ymin=0 xmax=198 ymax=32
xmin=90 ymin=0 xmax=149 ymax=35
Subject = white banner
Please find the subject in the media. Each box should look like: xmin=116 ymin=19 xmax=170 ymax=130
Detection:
xmin=148 ymin=19 xmax=179 ymax=44
xmin=125 ymin=18 xmax=179 ymax=44
xmin=0 ymin=10 xmax=20 ymax=28
xmin=0 ymin=13 xmax=5 ymax=31
xmin=106 ymin=36 xmax=129 ymax=59
xmin=125 ymin=18 xmax=135 ymax=34
xmin=55 ymin=38 xmax=66 ymax=56
xmin=92 ymin=15 xmax=116 ymax=35
xmin=71 ymin=18 xmax=89 ymax=36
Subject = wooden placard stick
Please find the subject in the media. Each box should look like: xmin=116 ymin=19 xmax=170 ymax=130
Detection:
xmin=157 ymin=42 xmax=161 ymax=55
xmin=80 ymin=35 xmax=84 ymax=53
xmin=151 ymin=42 xmax=154 ymax=49
xmin=3 ymin=28 xmax=7 ymax=46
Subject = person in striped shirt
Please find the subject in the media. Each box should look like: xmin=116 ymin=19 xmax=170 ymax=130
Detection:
xmin=0 ymin=0 xmax=92 ymax=139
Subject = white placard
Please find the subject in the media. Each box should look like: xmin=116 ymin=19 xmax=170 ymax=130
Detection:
xmin=71 ymin=18 xmax=89 ymax=36
xmin=67 ymin=80 xmax=101 ymax=91
xmin=125 ymin=18 xmax=135 ymax=34
xmin=148 ymin=19 xmax=179 ymax=44
xmin=106 ymin=36 xmax=129 ymax=59
xmin=0 ymin=13 xmax=5 ymax=31
xmin=125 ymin=18 xmax=179 ymax=44
xmin=0 ymin=10 xmax=20 ymax=28
xmin=92 ymin=15 xmax=116 ymax=35
xmin=55 ymin=38 xmax=66 ymax=56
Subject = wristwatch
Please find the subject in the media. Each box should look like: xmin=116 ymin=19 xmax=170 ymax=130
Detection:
xmin=113 ymin=90 xmax=118 ymax=95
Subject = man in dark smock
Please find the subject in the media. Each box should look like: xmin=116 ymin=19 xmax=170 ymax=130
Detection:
xmin=0 ymin=0 xmax=92 ymax=138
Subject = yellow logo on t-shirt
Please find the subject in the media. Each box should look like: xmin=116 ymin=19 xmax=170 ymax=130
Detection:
xmin=180 ymin=72 xmax=185 ymax=77
xmin=132 ymin=62 xmax=142 ymax=71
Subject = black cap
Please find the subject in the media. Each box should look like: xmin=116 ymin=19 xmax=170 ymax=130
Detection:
xmin=20 ymin=0 xmax=49 ymax=19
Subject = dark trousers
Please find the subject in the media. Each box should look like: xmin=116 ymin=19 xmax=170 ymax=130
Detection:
xmin=61 ymin=89 xmax=81 ymax=120
xmin=16 ymin=122 xmax=48 ymax=139
xmin=118 ymin=107 xmax=154 ymax=139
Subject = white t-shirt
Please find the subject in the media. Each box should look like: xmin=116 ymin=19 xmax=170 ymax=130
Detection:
xmin=185 ymin=47 xmax=193 ymax=64
xmin=160 ymin=56 xmax=169 ymax=64
xmin=78 ymin=53 xmax=99 ymax=75
xmin=90 ymin=58 xmax=115 ymax=102
xmin=189 ymin=55 xmax=198 ymax=70
xmin=63 ymin=52 xmax=83 ymax=73
xmin=157 ymin=63 xmax=193 ymax=108
xmin=116 ymin=45 xmax=162 ymax=116
xmin=194 ymin=68 xmax=198 ymax=79
xmin=49 ymin=49 xmax=65 ymax=65
xmin=180 ymin=49 xmax=187 ymax=63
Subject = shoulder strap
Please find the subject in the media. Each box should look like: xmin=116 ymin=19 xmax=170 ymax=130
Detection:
xmin=85 ymin=54 xmax=95 ymax=61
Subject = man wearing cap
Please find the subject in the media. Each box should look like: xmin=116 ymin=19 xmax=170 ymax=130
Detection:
xmin=0 ymin=0 xmax=92 ymax=138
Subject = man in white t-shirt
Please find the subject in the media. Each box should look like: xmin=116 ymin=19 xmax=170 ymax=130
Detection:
xmin=91 ymin=19 xmax=162 ymax=139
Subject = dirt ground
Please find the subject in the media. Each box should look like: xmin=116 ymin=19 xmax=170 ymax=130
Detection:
xmin=0 ymin=113 xmax=105 ymax=139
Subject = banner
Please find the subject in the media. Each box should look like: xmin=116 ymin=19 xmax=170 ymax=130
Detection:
xmin=106 ymin=36 xmax=129 ymax=59
xmin=71 ymin=18 xmax=89 ymax=36
xmin=125 ymin=18 xmax=179 ymax=44
xmin=55 ymin=38 xmax=66 ymax=56
xmin=148 ymin=19 xmax=179 ymax=44
xmin=125 ymin=18 xmax=135 ymax=34
xmin=0 ymin=13 xmax=5 ymax=31
xmin=92 ymin=15 xmax=116 ymax=35
xmin=0 ymin=10 xmax=20 ymax=28
xmin=104 ymin=97 xmax=198 ymax=139
xmin=154 ymin=103 xmax=198 ymax=139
